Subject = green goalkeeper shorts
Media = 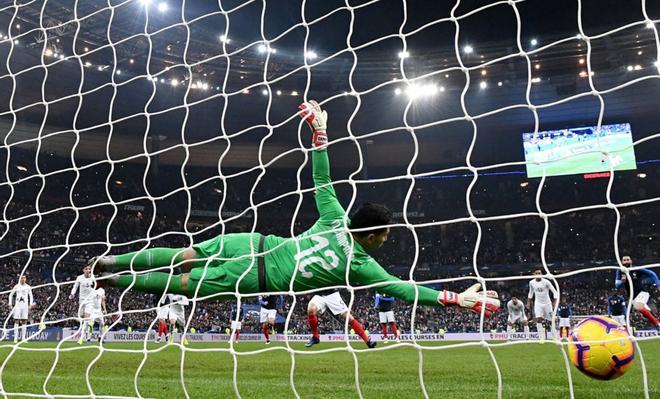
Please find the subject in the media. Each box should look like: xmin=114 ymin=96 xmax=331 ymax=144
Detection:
xmin=188 ymin=233 xmax=262 ymax=298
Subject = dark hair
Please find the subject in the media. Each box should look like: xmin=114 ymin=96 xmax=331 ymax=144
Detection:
xmin=349 ymin=203 xmax=392 ymax=237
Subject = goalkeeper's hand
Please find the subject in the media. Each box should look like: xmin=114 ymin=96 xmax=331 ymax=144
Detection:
xmin=438 ymin=283 xmax=500 ymax=318
xmin=298 ymin=100 xmax=328 ymax=148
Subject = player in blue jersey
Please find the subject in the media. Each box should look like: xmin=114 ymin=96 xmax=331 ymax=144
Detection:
xmin=607 ymin=289 xmax=627 ymax=326
xmin=375 ymin=293 xmax=399 ymax=342
xmin=615 ymin=256 xmax=659 ymax=330
xmin=556 ymin=298 xmax=572 ymax=340
xmin=230 ymin=304 xmax=244 ymax=342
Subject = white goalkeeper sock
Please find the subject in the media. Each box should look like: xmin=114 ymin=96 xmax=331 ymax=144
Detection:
xmin=21 ymin=325 xmax=27 ymax=341
xmin=524 ymin=325 xmax=530 ymax=334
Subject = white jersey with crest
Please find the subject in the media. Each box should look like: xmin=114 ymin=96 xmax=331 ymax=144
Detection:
xmin=72 ymin=274 xmax=95 ymax=304
xmin=507 ymin=300 xmax=525 ymax=316
xmin=89 ymin=288 xmax=105 ymax=314
xmin=528 ymin=278 xmax=557 ymax=305
xmin=167 ymin=294 xmax=188 ymax=314
xmin=9 ymin=283 xmax=33 ymax=306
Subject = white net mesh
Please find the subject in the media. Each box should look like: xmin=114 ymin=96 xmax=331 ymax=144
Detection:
xmin=0 ymin=0 xmax=658 ymax=398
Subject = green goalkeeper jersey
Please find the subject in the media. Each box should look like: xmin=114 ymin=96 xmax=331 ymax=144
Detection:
xmin=260 ymin=149 xmax=441 ymax=306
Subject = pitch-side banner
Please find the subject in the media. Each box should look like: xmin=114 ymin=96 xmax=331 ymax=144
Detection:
xmin=59 ymin=329 xmax=659 ymax=342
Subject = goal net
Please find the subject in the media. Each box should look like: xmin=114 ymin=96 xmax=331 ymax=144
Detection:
xmin=0 ymin=0 xmax=658 ymax=398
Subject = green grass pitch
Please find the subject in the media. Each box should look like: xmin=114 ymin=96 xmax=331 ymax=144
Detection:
xmin=0 ymin=340 xmax=656 ymax=398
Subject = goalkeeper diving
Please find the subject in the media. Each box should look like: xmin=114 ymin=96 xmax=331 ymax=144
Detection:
xmin=89 ymin=101 xmax=500 ymax=317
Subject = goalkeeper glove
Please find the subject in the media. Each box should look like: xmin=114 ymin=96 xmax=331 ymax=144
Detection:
xmin=298 ymin=100 xmax=328 ymax=148
xmin=438 ymin=283 xmax=500 ymax=318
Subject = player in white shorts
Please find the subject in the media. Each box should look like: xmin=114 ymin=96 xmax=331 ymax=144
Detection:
xmin=84 ymin=287 xmax=107 ymax=343
xmin=527 ymin=269 xmax=558 ymax=341
xmin=506 ymin=296 xmax=530 ymax=337
xmin=155 ymin=295 xmax=171 ymax=343
xmin=8 ymin=275 xmax=34 ymax=343
xmin=375 ymin=293 xmax=399 ymax=342
xmin=69 ymin=265 xmax=95 ymax=342
xmin=556 ymin=298 xmax=572 ymax=340
xmin=259 ymin=295 xmax=279 ymax=344
xmin=230 ymin=305 xmax=244 ymax=342
xmin=167 ymin=294 xmax=189 ymax=345
xmin=305 ymin=290 xmax=376 ymax=348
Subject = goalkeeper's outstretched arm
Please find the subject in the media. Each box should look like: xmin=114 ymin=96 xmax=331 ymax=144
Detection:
xmin=353 ymin=259 xmax=500 ymax=317
xmin=299 ymin=100 xmax=346 ymax=223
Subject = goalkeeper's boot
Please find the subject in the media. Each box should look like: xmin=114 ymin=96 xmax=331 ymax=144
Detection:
xmin=366 ymin=340 xmax=377 ymax=349
xmin=265 ymin=339 xmax=271 ymax=345
xmin=305 ymin=337 xmax=320 ymax=347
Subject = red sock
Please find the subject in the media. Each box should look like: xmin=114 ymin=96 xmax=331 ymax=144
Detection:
xmin=380 ymin=324 xmax=388 ymax=338
xmin=164 ymin=323 xmax=169 ymax=336
xmin=308 ymin=314 xmax=320 ymax=339
xmin=157 ymin=322 xmax=163 ymax=337
xmin=235 ymin=330 xmax=240 ymax=341
xmin=349 ymin=319 xmax=369 ymax=344
xmin=389 ymin=322 xmax=399 ymax=338
xmin=263 ymin=324 xmax=270 ymax=341
xmin=640 ymin=308 xmax=660 ymax=326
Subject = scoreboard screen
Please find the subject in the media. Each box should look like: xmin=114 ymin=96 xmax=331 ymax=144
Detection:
xmin=522 ymin=123 xmax=637 ymax=178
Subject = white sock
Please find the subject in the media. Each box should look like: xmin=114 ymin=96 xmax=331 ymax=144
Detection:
xmin=524 ymin=325 xmax=530 ymax=334
xmin=81 ymin=321 xmax=89 ymax=340
xmin=21 ymin=325 xmax=27 ymax=341
xmin=506 ymin=325 xmax=512 ymax=334
xmin=536 ymin=323 xmax=545 ymax=338
xmin=13 ymin=323 xmax=18 ymax=340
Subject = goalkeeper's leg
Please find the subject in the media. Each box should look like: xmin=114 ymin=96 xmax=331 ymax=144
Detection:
xmin=91 ymin=247 xmax=200 ymax=274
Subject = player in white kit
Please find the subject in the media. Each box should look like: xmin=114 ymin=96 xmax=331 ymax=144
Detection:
xmin=506 ymin=296 xmax=530 ymax=337
xmin=167 ymin=294 xmax=189 ymax=345
xmin=85 ymin=287 xmax=107 ymax=343
xmin=69 ymin=265 xmax=96 ymax=343
xmin=155 ymin=295 xmax=171 ymax=343
xmin=8 ymin=275 xmax=34 ymax=343
xmin=527 ymin=270 xmax=558 ymax=341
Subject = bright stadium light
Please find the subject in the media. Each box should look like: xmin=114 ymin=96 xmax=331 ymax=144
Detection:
xmin=627 ymin=65 xmax=634 ymax=71
xmin=439 ymin=86 xmax=445 ymax=92
xmin=497 ymin=81 xmax=503 ymax=86
xmin=97 ymin=66 xmax=103 ymax=71
xmin=116 ymin=69 xmax=121 ymax=75
xmin=530 ymin=38 xmax=538 ymax=46
xmin=479 ymin=81 xmax=487 ymax=89
xmin=16 ymin=165 xmax=27 ymax=171
xmin=219 ymin=34 xmax=229 ymax=43
xmin=84 ymin=47 xmax=89 ymax=52
xmin=305 ymin=50 xmax=318 ymax=60
xmin=637 ymin=172 xmax=647 ymax=178
xmin=520 ymin=181 xmax=529 ymax=188
xmin=531 ymin=77 xmax=541 ymax=83
xmin=261 ymin=89 xmax=268 ymax=95
xmin=242 ymin=88 xmax=250 ymax=94
xmin=394 ymin=87 xmax=402 ymax=95
xmin=398 ymin=51 xmax=410 ymax=59
xmin=202 ymin=82 xmax=209 ymax=90
xmin=405 ymin=83 xmax=438 ymax=100
xmin=59 ymin=54 xmax=64 ymax=59
xmin=291 ymin=91 xmax=298 ymax=96
xmin=157 ymin=2 xmax=168 ymax=12
xmin=45 ymin=49 xmax=53 ymax=57
xmin=170 ymin=79 xmax=178 ymax=86
xmin=634 ymin=64 xmax=642 ymax=70
xmin=276 ymin=90 xmax=282 ymax=96
xmin=258 ymin=43 xmax=267 ymax=53
xmin=463 ymin=45 xmax=474 ymax=54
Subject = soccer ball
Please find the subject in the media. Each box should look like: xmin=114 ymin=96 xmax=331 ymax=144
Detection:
xmin=568 ymin=316 xmax=635 ymax=380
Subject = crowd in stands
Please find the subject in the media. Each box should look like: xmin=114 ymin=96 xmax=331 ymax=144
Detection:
xmin=0 ymin=150 xmax=657 ymax=334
